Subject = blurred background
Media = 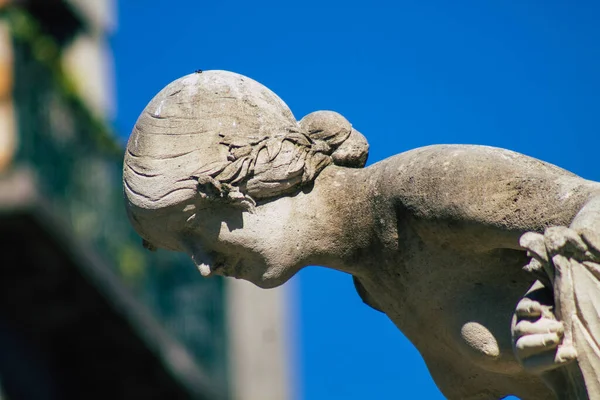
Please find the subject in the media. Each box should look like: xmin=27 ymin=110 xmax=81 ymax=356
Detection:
xmin=0 ymin=0 xmax=598 ymax=399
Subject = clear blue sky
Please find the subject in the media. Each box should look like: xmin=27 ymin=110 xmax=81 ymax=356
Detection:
xmin=112 ymin=1 xmax=600 ymax=399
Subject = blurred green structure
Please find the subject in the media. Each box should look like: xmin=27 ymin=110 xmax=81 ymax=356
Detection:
xmin=0 ymin=1 xmax=228 ymax=399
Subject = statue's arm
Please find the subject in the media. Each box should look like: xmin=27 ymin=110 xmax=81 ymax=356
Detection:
xmin=379 ymin=145 xmax=600 ymax=395
xmin=373 ymin=145 xmax=600 ymax=396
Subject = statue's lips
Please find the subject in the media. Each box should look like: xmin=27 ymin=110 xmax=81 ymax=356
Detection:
xmin=212 ymin=261 xmax=226 ymax=276
xmin=217 ymin=258 xmax=242 ymax=278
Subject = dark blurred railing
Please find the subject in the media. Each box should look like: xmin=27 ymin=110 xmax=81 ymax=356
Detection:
xmin=1 ymin=6 xmax=228 ymax=396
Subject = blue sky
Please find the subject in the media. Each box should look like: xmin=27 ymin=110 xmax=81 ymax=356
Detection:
xmin=112 ymin=1 xmax=600 ymax=399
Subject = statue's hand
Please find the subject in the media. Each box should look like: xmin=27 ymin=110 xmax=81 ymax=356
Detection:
xmin=520 ymin=227 xmax=600 ymax=364
xmin=515 ymin=226 xmax=600 ymax=384
xmin=511 ymin=282 xmax=574 ymax=375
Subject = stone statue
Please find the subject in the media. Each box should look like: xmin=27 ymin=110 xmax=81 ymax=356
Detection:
xmin=123 ymin=70 xmax=600 ymax=399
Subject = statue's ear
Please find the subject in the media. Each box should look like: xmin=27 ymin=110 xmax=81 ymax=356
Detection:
xmin=352 ymin=276 xmax=383 ymax=313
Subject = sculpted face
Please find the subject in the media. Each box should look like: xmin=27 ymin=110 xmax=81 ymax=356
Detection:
xmin=174 ymin=199 xmax=303 ymax=289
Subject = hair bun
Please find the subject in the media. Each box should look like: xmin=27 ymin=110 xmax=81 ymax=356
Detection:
xmin=331 ymin=127 xmax=369 ymax=168
xmin=299 ymin=111 xmax=369 ymax=168
xmin=300 ymin=111 xmax=352 ymax=150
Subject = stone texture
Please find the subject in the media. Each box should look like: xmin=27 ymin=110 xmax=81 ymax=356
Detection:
xmin=124 ymin=70 xmax=600 ymax=399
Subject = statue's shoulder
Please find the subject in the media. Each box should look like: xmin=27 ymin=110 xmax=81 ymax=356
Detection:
xmin=368 ymin=144 xmax=598 ymax=235
xmin=371 ymin=144 xmax=588 ymax=198
xmin=378 ymin=144 xmax=577 ymax=179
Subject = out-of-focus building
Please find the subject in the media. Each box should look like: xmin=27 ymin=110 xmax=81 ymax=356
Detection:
xmin=0 ymin=1 xmax=291 ymax=399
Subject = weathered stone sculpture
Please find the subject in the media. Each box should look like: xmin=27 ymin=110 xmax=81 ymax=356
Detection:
xmin=123 ymin=70 xmax=600 ymax=399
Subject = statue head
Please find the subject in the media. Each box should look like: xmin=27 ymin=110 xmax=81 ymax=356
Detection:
xmin=123 ymin=70 xmax=368 ymax=286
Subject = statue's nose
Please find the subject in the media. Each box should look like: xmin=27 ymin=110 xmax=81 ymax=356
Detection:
xmin=183 ymin=242 xmax=214 ymax=277
xmin=196 ymin=262 xmax=212 ymax=277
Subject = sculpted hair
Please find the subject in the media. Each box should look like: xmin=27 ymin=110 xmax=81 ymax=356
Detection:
xmin=193 ymin=110 xmax=369 ymax=210
xmin=123 ymin=71 xmax=369 ymax=219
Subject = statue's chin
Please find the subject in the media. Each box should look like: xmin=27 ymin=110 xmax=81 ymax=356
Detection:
xmin=250 ymin=277 xmax=284 ymax=289
xmin=213 ymin=252 xmax=299 ymax=288
xmin=241 ymin=266 xmax=295 ymax=289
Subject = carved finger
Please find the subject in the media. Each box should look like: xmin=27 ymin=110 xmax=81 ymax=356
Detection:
xmin=521 ymin=350 xmax=574 ymax=374
xmin=513 ymin=319 xmax=564 ymax=339
xmin=520 ymin=232 xmax=548 ymax=263
xmin=515 ymin=333 xmax=561 ymax=358
xmin=523 ymin=258 xmax=554 ymax=288
xmin=515 ymin=298 xmax=542 ymax=318
xmin=555 ymin=343 xmax=578 ymax=364
xmin=551 ymin=253 xmax=573 ymax=277
xmin=520 ymin=233 xmax=554 ymax=285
